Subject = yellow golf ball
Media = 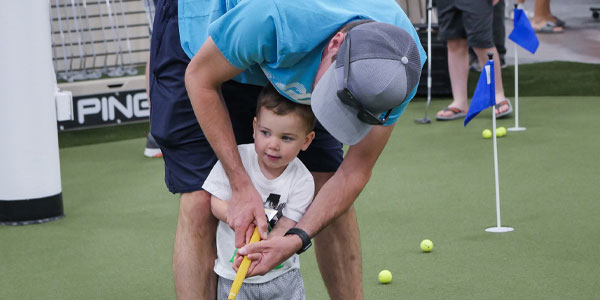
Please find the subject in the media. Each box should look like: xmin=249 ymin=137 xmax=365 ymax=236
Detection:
xmin=496 ymin=126 xmax=507 ymax=137
xmin=482 ymin=129 xmax=492 ymax=139
xmin=420 ymin=239 xmax=433 ymax=252
xmin=378 ymin=270 xmax=392 ymax=284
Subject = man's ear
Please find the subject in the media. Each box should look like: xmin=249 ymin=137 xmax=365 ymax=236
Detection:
xmin=323 ymin=31 xmax=347 ymax=59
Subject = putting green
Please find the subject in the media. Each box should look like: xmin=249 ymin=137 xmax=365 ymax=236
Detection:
xmin=1 ymin=96 xmax=598 ymax=299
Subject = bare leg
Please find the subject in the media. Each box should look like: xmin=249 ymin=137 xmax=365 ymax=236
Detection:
xmin=437 ymin=38 xmax=469 ymax=118
xmin=173 ymin=190 xmax=218 ymax=300
xmin=473 ymin=47 xmax=508 ymax=115
xmin=534 ymin=0 xmax=552 ymax=20
xmin=312 ymin=172 xmax=363 ymax=300
xmin=532 ymin=0 xmax=563 ymax=32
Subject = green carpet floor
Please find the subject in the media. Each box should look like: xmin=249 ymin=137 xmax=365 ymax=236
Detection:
xmin=2 ymin=95 xmax=599 ymax=299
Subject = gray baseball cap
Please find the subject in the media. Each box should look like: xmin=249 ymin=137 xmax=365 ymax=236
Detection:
xmin=311 ymin=22 xmax=422 ymax=145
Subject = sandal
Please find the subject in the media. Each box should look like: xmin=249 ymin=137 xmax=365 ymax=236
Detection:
xmin=436 ymin=106 xmax=467 ymax=121
xmin=495 ymin=99 xmax=513 ymax=118
xmin=552 ymin=15 xmax=566 ymax=27
xmin=533 ymin=21 xmax=563 ymax=34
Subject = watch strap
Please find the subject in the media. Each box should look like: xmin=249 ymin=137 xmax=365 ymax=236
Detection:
xmin=284 ymin=227 xmax=312 ymax=254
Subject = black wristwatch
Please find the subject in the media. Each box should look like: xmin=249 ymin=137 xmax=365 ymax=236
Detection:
xmin=285 ymin=228 xmax=312 ymax=254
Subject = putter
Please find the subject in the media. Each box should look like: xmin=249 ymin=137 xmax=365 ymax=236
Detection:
xmin=69 ymin=0 xmax=87 ymax=81
xmin=228 ymin=195 xmax=286 ymax=300
xmin=105 ymin=0 xmax=126 ymax=77
xmin=415 ymin=0 xmax=433 ymax=124
xmin=49 ymin=3 xmax=60 ymax=74
xmin=97 ymin=0 xmax=111 ymax=76
xmin=117 ymin=0 xmax=138 ymax=75
xmin=81 ymin=0 xmax=102 ymax=79
xmin=142 ymin=0 xmax=155 ymax=36
xmin=49 ymin=6 xmax=59 ymax=74
xmin=52 ymin=1 xmax=70 ymax=81
xmin=62 ymin=0 xmax=78 ymax=81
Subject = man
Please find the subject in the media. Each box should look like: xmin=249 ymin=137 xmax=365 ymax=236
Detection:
xmin=149 ymin=0 xmax=425 ymax=299
xmin=435 ymin=0 xmax=512 ymax=121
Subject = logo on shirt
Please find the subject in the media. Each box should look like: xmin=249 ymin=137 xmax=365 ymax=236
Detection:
xmin=273 ymin=82 xmax=311 ymax=104
xmin=262 ymin=67 xmax=312 ymax=105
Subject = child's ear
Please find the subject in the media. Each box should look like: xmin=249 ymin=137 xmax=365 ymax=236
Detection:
xmin=301 ymin=131 xmax=316 ymax=151
xmin=252 ymin=117 xmax=258 ymax=138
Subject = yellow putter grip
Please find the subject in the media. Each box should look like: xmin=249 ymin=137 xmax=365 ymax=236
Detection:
xmin=228 ymin=227 xmax=261 ymax=300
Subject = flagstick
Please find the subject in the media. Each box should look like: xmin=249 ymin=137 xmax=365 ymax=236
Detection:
xmin=486 ymin=54 xmax=514 ymax=233
xmin=508 ymin=15 xmax=526 ymax=131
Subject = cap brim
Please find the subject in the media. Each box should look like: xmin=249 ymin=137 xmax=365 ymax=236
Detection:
xmin=311 ymin=63 xmax=372 ymax=145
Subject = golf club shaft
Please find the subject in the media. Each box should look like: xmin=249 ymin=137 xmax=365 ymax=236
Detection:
xmin=54 ymin=0 xmax=70 ymax=73
xmin=70 ymin=0 xmax=86 ymax=70
xmin=142 ymin=0 xmax=154 ymax=36
xmin=228 ymin=227 xmax=261 ymax=300
xmin=117 ymin=0 xmax=135 ymax=67
xmin=424 ymin=0 xmax=432 ymax=118
xmin=63 ymin=0 xmax=76 ymax=73
xmin=97 ymin=0 xmax=110 ymax=70
xmin=105 ymin=0 xmax=123 ymax=68
xmin=81 ymin=0 xmax=97 ymax=70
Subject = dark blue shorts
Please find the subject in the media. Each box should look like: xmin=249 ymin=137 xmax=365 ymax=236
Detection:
xmin=149 ymin=0 xmax=343 ymax=194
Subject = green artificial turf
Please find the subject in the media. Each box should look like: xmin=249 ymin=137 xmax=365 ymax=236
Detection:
xmin=58 ymin=122 xmax=151 ymax=149
xmin=469 ymin=61 xmax=600 ymax=97
xmin=336 ymin=96 xmax=600 ymax=299
xmin=0 ymin=139 xmax=177 ymax=299
xmin=2 ymin=95 xmax=599 ymax=299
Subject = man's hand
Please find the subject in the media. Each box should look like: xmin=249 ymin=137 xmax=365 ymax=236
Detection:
xmin=228 ymin=183 xmax=269 ymax=248
xmin=234 ymin=235 xmax=302 ymax=277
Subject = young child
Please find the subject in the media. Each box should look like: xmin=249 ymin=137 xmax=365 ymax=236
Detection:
xmin=202 ymin=83 xmax=316 ymax=300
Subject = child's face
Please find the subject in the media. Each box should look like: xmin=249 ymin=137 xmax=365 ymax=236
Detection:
xmin=253 ymin=107 xmax=315 ymax=178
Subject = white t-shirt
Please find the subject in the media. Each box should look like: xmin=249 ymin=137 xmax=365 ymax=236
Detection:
xmin=202 ymin=143 xmax=315 ymax=283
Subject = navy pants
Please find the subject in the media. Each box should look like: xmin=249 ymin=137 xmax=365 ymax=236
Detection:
xmin=149 ymin=0 xmax=343 ymax=193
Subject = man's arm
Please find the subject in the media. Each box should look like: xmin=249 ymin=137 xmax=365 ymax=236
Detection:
xmin=185 ymin=37 xmax=269 ymax=246
xmin=238 ymin=124 xmax=395 ymax=275
xmin=295 ymin=124 xmax=395 ymax=237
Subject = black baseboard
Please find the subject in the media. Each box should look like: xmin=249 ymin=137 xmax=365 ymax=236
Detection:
xmin=0 ymin=193 xmax=64 ymax=225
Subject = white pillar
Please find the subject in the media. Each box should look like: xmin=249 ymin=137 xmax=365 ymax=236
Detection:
xmin=0 ymin=0 xmax=64 ymax=224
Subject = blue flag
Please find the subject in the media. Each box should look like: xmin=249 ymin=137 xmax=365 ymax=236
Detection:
xmin=464 ymin=60 xmax=496 ymax=126
xmin=508 ymin=9 xmax=539 ymax=54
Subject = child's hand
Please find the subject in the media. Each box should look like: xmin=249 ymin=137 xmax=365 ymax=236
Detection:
xmin=232 ymin=249 xmax=264 ymax=275
xmin=235 ymin=237 xmax=298 ymax=277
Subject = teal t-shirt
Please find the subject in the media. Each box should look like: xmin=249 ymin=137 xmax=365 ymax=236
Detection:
xmin=178 ymin=0 xmax=426 ymax=125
